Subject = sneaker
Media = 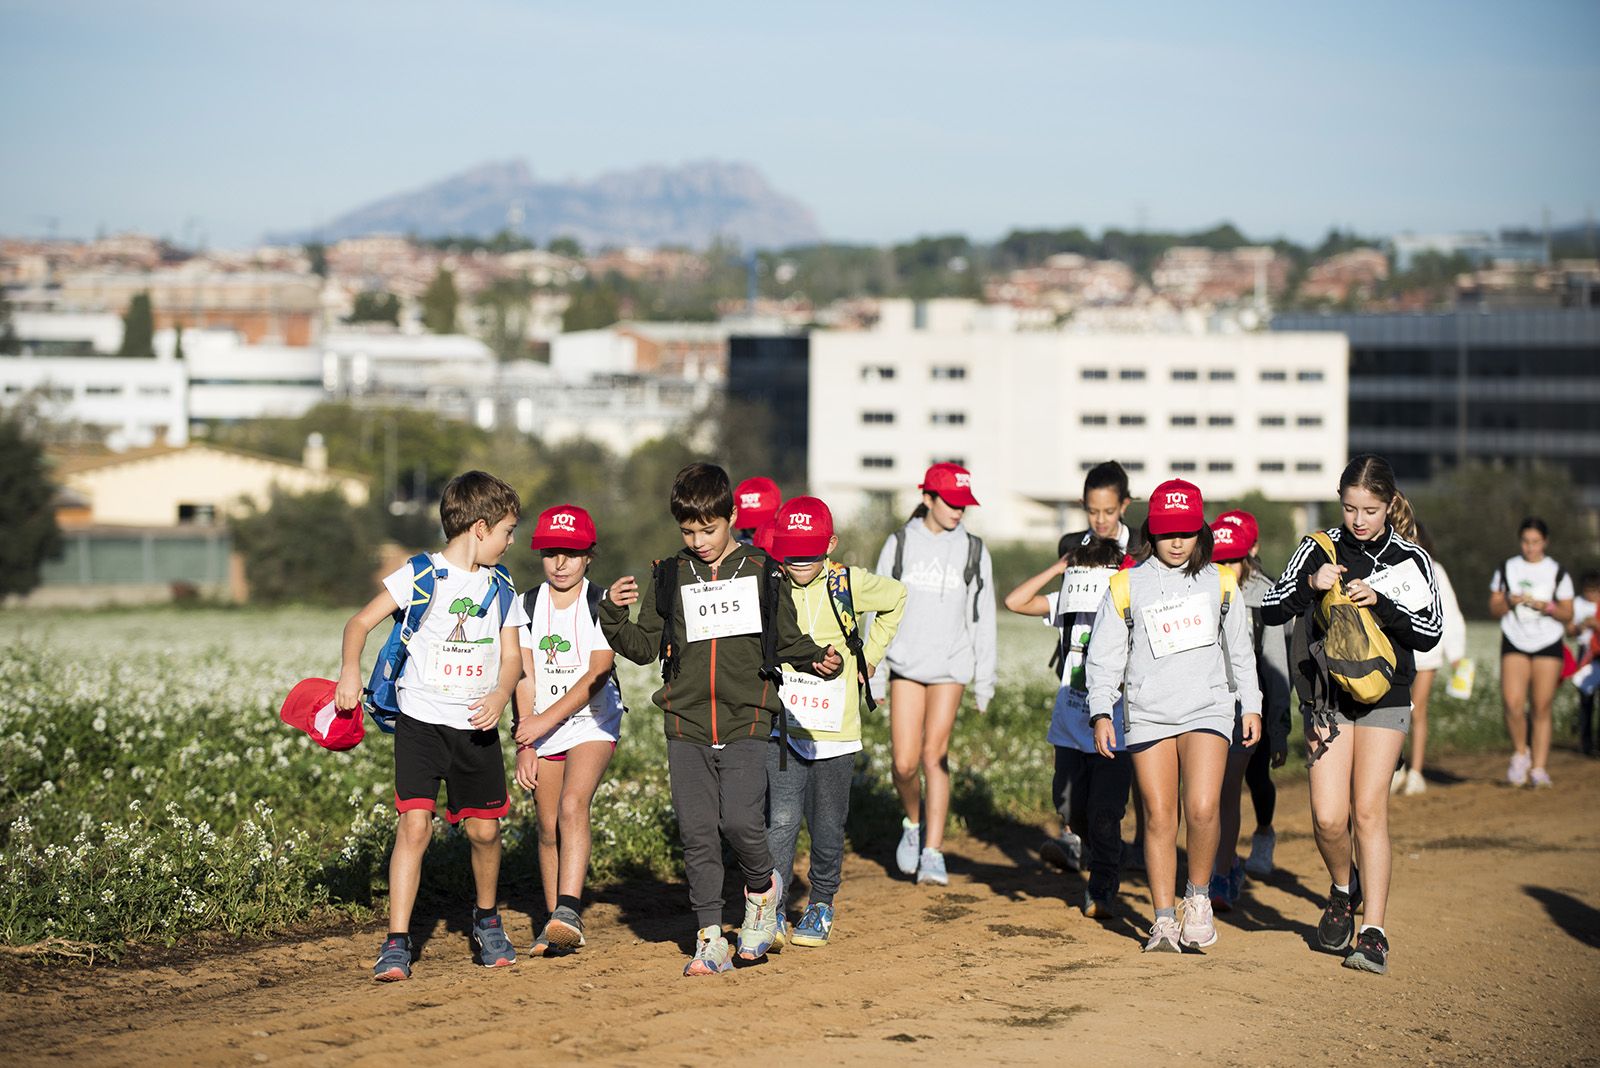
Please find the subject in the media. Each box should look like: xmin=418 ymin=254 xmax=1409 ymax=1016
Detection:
xmin=1228 ymin=858 xmax=1246 ymax=904
xmin=471 ymin=911 xmax=516 ymax=968
xmin=1040 ymin=831 xmax=1083 ymax=872
xmin=372 ymin=935 xmax=411 ymax=982
xmin=530 ymin=918 xmax=553 ymax=956
xmin=1390 ymin=766 xmax=1408 ymax=795
xmin=1082 ymin=889 xmax=1115 ymax=919
xmin=1316 ymin=884 xmax=1358 ymax=952
xmin=1343 ymin=927 xmax=1389 ymax=975
xmin=1179 ymin=892 xmax=1218 ymax=948
xmin=684 ymin=925 xmax=733 ymax=976
xmin=1244 ymin=831 xmax=1276 ymax=877
xmin=915 ymin=847 xmax=948 ymax=886
xmin=772 ymin=914 xmax=789 ymax=951
xmin=737 ymin=873 xmax=781 ymax=960
xmin=895 ymin=818 xmax=921 ymax=876
xmin=1507 ymin=750 xmax=1531 ymax=786
xmin=1142 ymin=915 xmax=1182 ymax=953
xmin=1122 ymin=840 xmax=1146 ymax=872
xmin=1209 ymin=873 xmax=1233 ymax=913
xmin=1403 ymin=768 xmax=1427 ymax=796
xmin=1530 ymin=768 xmax=1553 ymax=788
xmin=544 ymin=905 xmax=586 ymax=952
xmin=791 ymin=903 xmax=835 ymax=947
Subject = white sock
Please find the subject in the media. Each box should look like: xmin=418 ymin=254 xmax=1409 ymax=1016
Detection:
xmin=1360 ymin=924 xmax=1386 ymax=938
xmin=1333 ymin=882 xmax=1351 ymax=895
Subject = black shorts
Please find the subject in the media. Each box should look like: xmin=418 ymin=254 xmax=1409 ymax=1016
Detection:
xmin=1501 ymin=636 xmax=1566 ymax=660
xmin=394 ymin=714 xmax=509 ymax=823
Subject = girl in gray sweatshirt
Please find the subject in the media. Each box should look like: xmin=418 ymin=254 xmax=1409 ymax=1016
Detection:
xmin=1085 ymin=479 xmax=1260 ymax=956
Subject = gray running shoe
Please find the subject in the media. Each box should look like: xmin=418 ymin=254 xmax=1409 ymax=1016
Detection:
xmin=895 ymin=819 xmax=921 ymax=876
xmin=472 ymin=911 xmax=517 ymax=968
xmin=916 ymin=847 xmax=949 ymax=886
xmin=545 ymin=906 xmax=586 ymax=952
xmin=373 ymin=935 xmax=411 ymax=981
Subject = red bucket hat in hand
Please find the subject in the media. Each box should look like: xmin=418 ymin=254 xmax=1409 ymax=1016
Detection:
xmin=1211 ymin=509 xmax=1259 ymax=562
xmin=770 ymin=496 xmax=834 ymax=561
xmin=530 ymin=504 xmax=597 ymax=552
xmin=734 ymin=477 xmax=781 ymax=530
xmin=1147 ymin=479 xmax=1205 ymax=536
xmin=280 ymin=677 xmax=365 ymax=751
xmin=920 ymin=463 xmax=979 ymax=508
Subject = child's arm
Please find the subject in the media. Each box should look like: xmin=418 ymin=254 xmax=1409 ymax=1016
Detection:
xmin=1005 ymin=557 xmax=1068 ymax=617
xmin=519 ymin=649 xmax=617 ymax=740
xmin=335 ymin=588 xmax=401 ymax=711
xmin=773 ymin=582 xmax=841 ymax=678
xmin=856 ymin=570 xmax=907 ymax=675
xmin=599 ymin=572 xmax=664 ymax=665
xmin=512 ymin=646 xmax=538 ymax=743
xmin=467 ymin=625 xmax=524 ymax=731
xmin=1084 ymin=590 xmax=1127 ymax=759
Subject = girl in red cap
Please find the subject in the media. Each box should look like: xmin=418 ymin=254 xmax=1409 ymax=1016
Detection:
xmin=511 ymin=504 xmax=624 ymax=955
xmin=874 ymin=462 xmax=996 ymax=886
xmin=1085 ymin=479 xmax=1261 ymax=954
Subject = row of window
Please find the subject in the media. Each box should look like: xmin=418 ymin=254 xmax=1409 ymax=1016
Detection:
xmin=865 ymin=456 xmax=1323 ymax=474
xmin=861 ymin=365 xmax=968 ymax=381
xmin=862 ymin=411 xmax=968 ymax=426
xmin=861 ymin=455 xmax=967 ymax=470
xmin=1081 ymin=413 xmax=1325 ymax=428
xmin=861 ymin=365 xmax=1329 ymax=384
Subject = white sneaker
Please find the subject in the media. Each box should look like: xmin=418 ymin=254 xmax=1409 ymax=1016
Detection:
xmin=1179 ymin=892 xmax=1218 ymax=949
xmin=1507 ymin=751 xmax=1531 ymax=787
xmin=915 ymin=847 xmax=948 ymax=886
xmin=1403 ymin=768 xmax=1427 ymax=796
xmin=1390 ymin=767 xmax=1407 ymax=795
xmin=1244 ymin=830 xmax=1276 ymax=877
xmin=895 ymin=819 xmax=921 ymax=876
xmin=1530 ymin=768 xmax=1553 ymax=788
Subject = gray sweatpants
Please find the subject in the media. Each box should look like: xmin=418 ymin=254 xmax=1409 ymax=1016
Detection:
xmin=667 ymin=737 xmax=773 ymax=930
xmin=766 ymin=738 xmax=855 ymax=911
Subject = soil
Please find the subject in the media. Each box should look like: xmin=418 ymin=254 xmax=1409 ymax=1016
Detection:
xmin=3 ymin=751 xmax=1598 ymax=1066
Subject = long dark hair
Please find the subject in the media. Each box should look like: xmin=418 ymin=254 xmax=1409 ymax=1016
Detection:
xmin=1338 ymin=453 xmax=1416 ymax=540
xmin=1136 ymin=521 xmax=1214 ymax=578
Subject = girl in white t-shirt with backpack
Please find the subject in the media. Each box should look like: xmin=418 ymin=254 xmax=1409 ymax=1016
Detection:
xmin=512 ymin=504 xmax=625 ymax=954
xmin=1490 ymin=516 xmax=1575 ymax=788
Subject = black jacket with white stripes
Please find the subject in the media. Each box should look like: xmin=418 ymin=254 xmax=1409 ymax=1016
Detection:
xmin=1262 ymin=525 xmax=1443 ymax=712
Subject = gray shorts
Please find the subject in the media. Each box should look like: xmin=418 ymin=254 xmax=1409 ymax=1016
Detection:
xmin=1323 ymin=702 xmax=1412 ymax=734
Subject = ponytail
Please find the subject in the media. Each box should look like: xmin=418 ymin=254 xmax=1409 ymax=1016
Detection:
xmin=909 ymin=502 xmax=930 ymax=522
xmin=1388 ymin=491 xmax=1417 ymax=542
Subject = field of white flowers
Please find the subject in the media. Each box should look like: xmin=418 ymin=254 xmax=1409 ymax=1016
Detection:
xmin=0 ymin=605 xmax=1566 ymax=952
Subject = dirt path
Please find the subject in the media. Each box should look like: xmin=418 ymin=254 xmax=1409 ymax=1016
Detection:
xmin=3 ymin=751 xmax=1598 ymax=1067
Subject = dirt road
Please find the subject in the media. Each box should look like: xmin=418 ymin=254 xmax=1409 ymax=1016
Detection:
xmin=3 ymin=751 xmax=1598 ymax=1066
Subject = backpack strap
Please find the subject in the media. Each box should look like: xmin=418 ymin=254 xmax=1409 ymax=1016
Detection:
xmin=1309 ymin=530 xmax=1337 ymax=568
xmin=487 ymin=563 xmax=515 ymax=624
xmin=825 ymin=564 xmax=876 ymax=713
xmin=1218 ymin=566 xmax=1238 ymax=692
xmin=891 ymin=528 xmax=906 ymax=581
xmin=965 ymin=533 xmax=985 ymax=623
xmin=581 ymin=579 xmax=624 ymax=705
xmin=521 ymin=586 xmax=539 ymax=627
xmin=400 ymin=553 xmax=436 ymax=643
xmin=652 ymin=558 xmax=680 ymax=684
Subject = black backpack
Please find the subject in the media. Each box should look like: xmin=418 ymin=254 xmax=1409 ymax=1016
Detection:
xmin=520 ymin=580 xmax=624 ymax=705
xmin=890 ymin=527 xmax=985 ymax=623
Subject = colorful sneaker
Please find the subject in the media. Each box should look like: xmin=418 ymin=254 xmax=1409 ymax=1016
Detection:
xmin=1507 ymin=750 xmax=1531 ymax=786
xmin=472 ymin=911 xmax=516 ymax=968
xmin=791 ymin=903 xmax=835 ymax=947
xmin=372 ymin=935 xmax=411 ymax=981
xmin=915 ymin=847 xmax=948 ymax=886
xmin=684 ymin=925 xmax=733 ymax=976
xmin=1343 ymin=927 xmax=1389 ymax=975
xmin=1316 ymin=884 xmax=1358 ymax=952
xmin=737 ymin=872 xmax=781 ymax=960
xmin=1180 ymin=892 xmax=1218 ymax=948
xmin=1209 ymin=873 xmax=1233 ymax=913
xmin=1244 ymin=831 xmax=1276 ymax=877
xmin=772 ymin=913 xmax=789 ymax=952
xmin=1082 ymin=889 xmax=1115 ymax=919
xmin=895 ymin=819 xmax=921 ymax=876
xmin=1403 ymin=768 xmax=1427 ymax=796
xmin=1228 ymin=858 xmax=1246 ymax=904
xmin=1530 ymin=768 xmax=1553 ymax=788
xmin=1040 ymin=831 xmax=1083 ymax=872
xmin=1142 ymin=915 xmax=1181 ymax=953
xmin=1390 ymin=766 xmax=1408 ymax=795
xmin=545 ymin=905 xmax=586 ymax=952
xmin=530 ymin=918 xmax=553 ymax=956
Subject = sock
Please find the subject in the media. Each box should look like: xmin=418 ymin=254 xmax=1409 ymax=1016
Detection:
xmin=1155 ymin=906 xmax=1177 ymax=921
xmin=473 ymin=906 xmax=498 ymax=923
xmin=556 ymin=894 xmax=582 ymax=915
xmin=1360 ymin=924 xmax=1386 ymax=939
xmin=386 ymin=931 xmax=410 ymax=944
xmin=1185 ymin=881 xmax=1206 ymax=898
xmin=1333 ymin=882 xmax=1351 ymax=895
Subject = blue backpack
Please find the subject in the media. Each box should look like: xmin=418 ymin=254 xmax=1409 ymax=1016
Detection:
xmin=362 ymin=553 xmax=516 ymax=733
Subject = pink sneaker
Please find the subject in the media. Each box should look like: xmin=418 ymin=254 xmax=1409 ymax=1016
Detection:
xmin=1142 ymin=915 xmax=1181 ymax=953
xmin=1507 ymin=751 xmax=1531 ymax=786
xmin=1180 ymin=892 xmax=1218 ymax=949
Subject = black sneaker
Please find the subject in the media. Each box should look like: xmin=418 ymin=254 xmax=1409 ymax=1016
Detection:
xmin=1317 ymin=884 xmax=1357 ymax=951
xmin=1343 ymin=927 xmax=1389 ymax=975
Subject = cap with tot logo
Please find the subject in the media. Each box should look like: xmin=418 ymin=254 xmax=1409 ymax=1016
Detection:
xmin=770 ymin=496 xmax=834 ymax=561
xmin=733 ymin=477 xmax=781 ymax=530
xmin=279 ymin=677 xmax=365 ymax=751
xmin=1147 ymin=479 xmax=1206 ymax=536
xmin=530 ymin=504 xmax=597 ymax=552
xmin=919 ymin=463 xmax=979 ymax=508
xmin=1210 ymin=509 xmax=1259 ymax=562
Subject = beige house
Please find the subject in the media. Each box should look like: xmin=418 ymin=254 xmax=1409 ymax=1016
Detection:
xmin=54 ymin=438 xmax=368 ymax=528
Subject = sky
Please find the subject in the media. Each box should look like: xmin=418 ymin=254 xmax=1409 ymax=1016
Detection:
xmin=2 ymin=0 xmax=1597 ymax=248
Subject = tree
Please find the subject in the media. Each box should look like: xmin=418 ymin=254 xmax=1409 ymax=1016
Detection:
xmin=0 ymin=413 xmax=63 ymax=599
xmin=422 ymin=267 xmax=459 ymax=334
xmin=231 ymin=486 xmax=381 ymax=606
xmin=562 ymin=280 xmax=622 ymax=332
xmin=347 ymin=290 xmax=400 ymax=325
xmin=172 ymin=322 xmax=185 ymax=361
xmin=0 ymin=289 xmax=17 ymax=355
xmin=547 ymin=235 xmax=583 ymax=259
xmin=303 ymin=241 xmax=328 ymax=277
xmin=118 ymin=292 xmax=155 ymax=359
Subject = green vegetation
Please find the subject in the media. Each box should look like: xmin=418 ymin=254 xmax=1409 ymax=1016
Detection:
xmin=421 ymin=266 xmax=459 ymax=334
xmin=0 ymin=412 xmax=62 ymax=599
xmin=347 ymin=290 xmax=400 ymax=325
xmin=231 ymin=486 xmax=381 ymax=607
xmin=117 ymin=292 xmax=154 ymax=359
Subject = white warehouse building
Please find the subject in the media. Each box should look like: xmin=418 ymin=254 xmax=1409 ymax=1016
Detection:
xmin=807 ymin=330 xmax=1349 ymax=543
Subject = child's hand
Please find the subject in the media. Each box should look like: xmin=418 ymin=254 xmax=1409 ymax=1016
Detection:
xmin=813 ymin=646 xmax=843 ymax=679
xmin=1051 ymin=556 xmax=1071 ymax=575
xmin=1345 ymin=579 xmax=1377 ymax=608
xmin=514 ymin=714 xmax=542 ymax=747
xmin=468 ymin=689 xmax=511 ymax=730
xmin=335 ymin=670 xmax=362 ymax=712
xmin=609 ymin=576 xmax=639 ymax=608
xmin=514 ymin=747 xmax=538 ymax=790
xmin=1310 ymin=563 xmax=1345 ymax=592
xmin=1092 ymin=717 xmax=1116 ymax=759
xmin=1240 ymin=712 xmax=1262 ymax=747
xmin=1270 ymin=742 xmax=1288 ymax=769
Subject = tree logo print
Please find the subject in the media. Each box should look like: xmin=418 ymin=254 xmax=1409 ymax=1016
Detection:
xmin=446 ymin=596 xmax=495 ymax=642
xmin=538 ymin=633 xmax=572 ymax=664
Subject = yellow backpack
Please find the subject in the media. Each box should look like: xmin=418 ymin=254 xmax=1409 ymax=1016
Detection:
xmin=1108 ymin=566 xmax=1238 ymax=643
xmin=1307 ymin=531 xmax=1397 ymax=705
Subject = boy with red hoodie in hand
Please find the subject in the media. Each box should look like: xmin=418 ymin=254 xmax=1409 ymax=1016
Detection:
xmin=600 ymin=463 xmax=843 ymax=976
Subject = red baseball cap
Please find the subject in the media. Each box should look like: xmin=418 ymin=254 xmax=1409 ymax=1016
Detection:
xmin=1211 ymin=509 xmax=1259 ymax=562
xmin=734 ymin=477 xmax=781 ymax=529
xmin=770 ymin=496 xmax=834 ymax=561
xmin=920 ymin=463 xmax=979 ymax=508
xmin=279 ymin=677 xmax=365 ymax=751
xmin=1147 ymin=479 xmax=1205 ymax=536
xmin=531 ymin=504 xmax=597 ymax=552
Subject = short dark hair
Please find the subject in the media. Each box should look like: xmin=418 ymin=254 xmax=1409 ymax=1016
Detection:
xmin=1083 ymin=461 xmax=1131 ymax=503
xmin=440 ymin=470 xmax=520 ymax=539
xmin=1065 ymin=535 xmax=1123 ymax=570
xmin=1577 ymin=570 xmax=1600 ymax=592
xmin=1519 ymin=516 xmax=1550 ymax=539
xmin=671 ymin=462 xmax=733 ymax=524
xmin=1136 ymin=520 xmax=1214 ymax=578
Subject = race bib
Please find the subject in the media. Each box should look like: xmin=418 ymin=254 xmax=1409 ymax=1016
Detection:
xmin=423 ymin=638 xmax=497 ymax=697
xmin=781 ymin=668 xmax=848 ymax=733
xmin=1512 ymin=579 xmax=1555 ymax=625
xmin=1060 ymin=568 xmax=1112 ymax=615
xmin=1367 ymin=559 xmax=1431 ymax=613
xmin=682 ymin=575 xmax=762 ymax=643
xmin=1142 ymin=592 xmax=1216 ymax=658
xmin=535 ymin=661 xmax=587 ymax=716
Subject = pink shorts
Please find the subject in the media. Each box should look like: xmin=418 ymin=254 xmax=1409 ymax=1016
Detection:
xmin=540 ymin=740 xmax=617 ymax=763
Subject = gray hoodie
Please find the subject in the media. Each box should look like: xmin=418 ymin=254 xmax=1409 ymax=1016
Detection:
xmin=873 ymin=519 xmax=997 ymax=708
xmin=1085 ymin=558 xmax=1260 ymax=746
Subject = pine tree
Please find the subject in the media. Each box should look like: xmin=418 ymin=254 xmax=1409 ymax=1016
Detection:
xmin=0 ymin=414 xmax=63 ymax=599
xmin=422 ymin=267 xmax=459 ymax=334
xmin=118 ymin=292 xmax=155 ymax=358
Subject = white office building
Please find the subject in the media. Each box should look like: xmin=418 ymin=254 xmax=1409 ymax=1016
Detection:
xmin=808 ymin=330 xmax=1349 ymax=542
xmin=0 ymin=352 xmax=188 ymax=448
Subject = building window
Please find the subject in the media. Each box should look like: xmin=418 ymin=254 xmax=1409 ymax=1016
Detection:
xmin=932 ymin=456 xmax=966 ymax=468
xmin=1080 ymin=460 xmax=1100 ymax=471
xmin=1297 ymin=415 xmax=1324 ymax=428
xmin=1208 ymin=461 xmax=1234 ymax=473
xmin=177 ymin=503 xmax=217 ymax=525
xmin=1118 ymin=368 xmax=1146 ymax=381
xmin=861 ymin=411 xmax=895 ymax=425
xmin=931 ymin=366 xmax=967 ymax=380
xmin=1081 ymin=368 xmax=1108 ymax=380
xmin=861 ymin=365 xmax=896 ymax=381
xmin=1171 ymin=369 xmax=1198 ymax=382
xmin=1208 ymin=414 xmax=1234 ymax=427
xmin=1260 ymin=414 xmax=1286 ymax=427
xmin=1261 ymin=369 xmax=1287 ymax=382
xmin=1297 ymin=369 xmax=1325 ymax=383
xmin=1296 ymin=460 xmax=1323 ymax=473
xmin=861 ymin=456 xmax=895 ymax=470
xmin=1170 ymin=414 xmax=1197 ymax=427
xmin=1081 ymin=413 xmax=1108 ymax=427
xmin=1259 ymin=460 xmax=1286 ymax=473
xmin=931 ymin=411 xmax=967 ymax=426
xmin=1118 ymin=414 xmax=1146 ymax=427
xmin=86 ymin=384 xmax=123 ymax=396
xmin=1209 ymin=369 xmax=1236 ymax=382
xmin=138 ymin=385 xmax=172 ymax=397
xmin=1171 ymin=461 xmax=1197 ymax=473
xmin=1125 ymin=461 xmax=1146 ymax=472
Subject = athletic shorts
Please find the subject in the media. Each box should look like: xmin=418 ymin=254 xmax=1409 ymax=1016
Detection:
xmin=1501 ymin=636 xmax=1565 ymax=660
xmin=1324 ymin=702 xmax=1412 ymax=734
xmin=540 ymin=740 xmax=617 ymax=763
xmin=394 ymin=713 xmax=510 ymax=822
xmin=1125 ymin=727 xmax=1229 ymax=754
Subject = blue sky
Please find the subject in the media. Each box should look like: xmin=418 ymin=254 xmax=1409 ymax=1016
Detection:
xmin=2 ymin=0 xmax=1596 ymax=247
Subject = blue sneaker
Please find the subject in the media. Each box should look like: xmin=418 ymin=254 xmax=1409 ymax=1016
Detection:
xmin=791 ymin=903 xmax=835 ymax=947
xmin=373 ymin=935 xmax=411 ymax=981
xmin=472 ymin=911 xmax=517 ymax=968
xmin=1228 ymin=859 xmax=1246 ymax=905
xmin=1210 ymin=873 xmax=1233 ymax=913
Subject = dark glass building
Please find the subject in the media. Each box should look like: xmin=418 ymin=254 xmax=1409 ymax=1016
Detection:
xmin=725 ymin=334 xmax=810 ymax=488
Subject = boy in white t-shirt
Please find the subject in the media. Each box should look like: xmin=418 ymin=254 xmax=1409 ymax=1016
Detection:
xmin=335 ymin=471 xmax=528 ymax=981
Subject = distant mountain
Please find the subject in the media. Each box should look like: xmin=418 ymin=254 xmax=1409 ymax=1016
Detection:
xmin=276 ymin=159 xmax=823 ymax=250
